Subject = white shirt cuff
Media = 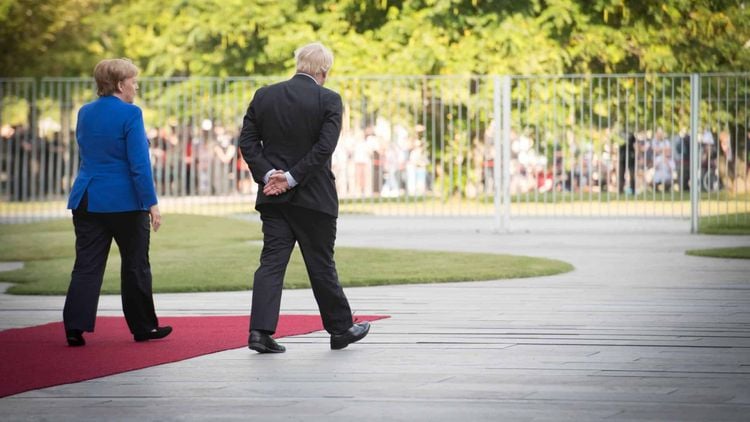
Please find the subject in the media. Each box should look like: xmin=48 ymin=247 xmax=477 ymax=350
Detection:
xmin=262 ymin=169 xmax=276 ymax=184
xmin=285 ymin=172 xmax=297 ymax=188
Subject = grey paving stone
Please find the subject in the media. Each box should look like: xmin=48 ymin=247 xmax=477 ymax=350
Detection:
xmin=0 ymin=217 xmax=749 ymax=421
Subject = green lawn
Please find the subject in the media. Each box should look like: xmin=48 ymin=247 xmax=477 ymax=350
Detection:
xmin=686 ymin=247 xmax=750 ymax=259
xmin=699 ymin=213 xmax=750 ymax=235
xmin=690 ymin=213 xmax=749 ymax=258
xmin=0 ymin=214 xmax=573 ymax=295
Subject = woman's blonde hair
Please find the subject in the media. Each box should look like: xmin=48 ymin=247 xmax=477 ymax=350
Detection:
xmin=93 ymin=58 xmax=139 ymax=96
xmin=294 ymin=42 xmax=334 ymax=76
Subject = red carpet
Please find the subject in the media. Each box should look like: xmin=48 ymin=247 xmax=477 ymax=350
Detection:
xmin=0 ymin=314 xmax=387 ymax=398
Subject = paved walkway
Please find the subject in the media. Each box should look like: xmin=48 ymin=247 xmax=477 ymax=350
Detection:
xmin=0 ymin=217 xmax=749 ymax=421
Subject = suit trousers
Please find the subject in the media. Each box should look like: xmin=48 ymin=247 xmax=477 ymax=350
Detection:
xmin=250 ymin=204 xmax=353 ymax=335
xmin=63 ymin=195 xmax=158 ymax=336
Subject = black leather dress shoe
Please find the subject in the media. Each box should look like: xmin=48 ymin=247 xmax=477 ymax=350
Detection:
xmin=330 ymin=321 xmax=370 ymax=350
xmin=66 ymin=329 xmax=85 ymax=347
xmin=134 ymin=326 xmax=173 ymax=342
xmin=248 ymin=330 xmax=286 ymax=353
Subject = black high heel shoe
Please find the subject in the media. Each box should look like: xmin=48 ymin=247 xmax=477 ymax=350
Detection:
xmin=66 ymin=329 xmax=85 ymax=347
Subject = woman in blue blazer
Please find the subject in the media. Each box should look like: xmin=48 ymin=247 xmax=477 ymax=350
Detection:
xmin=63 ymin=58 xmax=172 ymax=346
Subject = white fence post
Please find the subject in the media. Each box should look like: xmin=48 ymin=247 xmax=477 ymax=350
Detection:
xmin=493 ymin=76 xmax=502 ymax=231
xmin=493 ymin=75 xmax=511 ymax=232
xmin=501 ymin=75 xmax=511 ymax=232
xmin=690 ymin=73 xmax=701 ymax=233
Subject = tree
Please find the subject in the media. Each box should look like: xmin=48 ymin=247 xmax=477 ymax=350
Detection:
xmin=0 ymin=0 xmax=103 ymax=76
xmin=3 ymin=0 xmax=749 ymax=77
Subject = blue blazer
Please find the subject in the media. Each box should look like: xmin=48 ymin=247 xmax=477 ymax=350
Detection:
xmin=67 ymin=96 xmax=158 ymax=212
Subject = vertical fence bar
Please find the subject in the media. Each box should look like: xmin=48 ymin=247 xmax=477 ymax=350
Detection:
xmin=690 ymin=74 xmax=701 ymax=233
xmin=552 ymin=78 xmax=559 ymax=217
xmin=0 ymin=80 xmax=6 ymax=201
xmin=699 ymin=76 xmax=718 ymax=219
xmin=735 ymin=75 xmax=741 ymax=223
xmin=493 ymin=76 xmax=501 ymax=230
xmin=501 ymin=76 xmax=511 ymax=231
xmin=745 ymin=76 xmax=749 ymax=222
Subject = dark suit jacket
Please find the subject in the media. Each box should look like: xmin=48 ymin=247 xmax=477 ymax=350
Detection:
xmin=239 ymin=74 xmax=342 ymax=217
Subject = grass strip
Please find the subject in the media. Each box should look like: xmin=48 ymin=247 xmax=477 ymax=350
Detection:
xmin=686 ymin=247 xmax=750 ymax=259
xmin=0 ymin=214 xmax=573 ymax=295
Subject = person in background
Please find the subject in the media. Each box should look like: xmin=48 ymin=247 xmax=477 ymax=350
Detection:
xmin=672 ymin=128 xmax=690 ymax=191
xmin=618 ymin=133 xmax=636 ymax=194
xmin=63 ymin=58 xmax=172 ymax=346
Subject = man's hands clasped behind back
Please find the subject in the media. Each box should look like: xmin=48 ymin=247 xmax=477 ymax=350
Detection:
xmin=264 ymin=170 xmax=290 ymax=196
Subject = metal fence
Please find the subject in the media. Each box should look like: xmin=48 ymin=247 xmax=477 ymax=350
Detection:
xmin=504 ymin=74 xmax=748 ymax=226
xmin=1 ymin=74 xmax=748 ymax=229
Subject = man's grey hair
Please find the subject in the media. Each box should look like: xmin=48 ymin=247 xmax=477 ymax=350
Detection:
xmin=295 ymin=42 xmax=334 ymax=76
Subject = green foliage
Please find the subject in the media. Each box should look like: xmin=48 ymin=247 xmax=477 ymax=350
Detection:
xmin=2 ymin=0 xmax=749 ymax=77
xmin=0 ymin=0 xmax=103 ymax=77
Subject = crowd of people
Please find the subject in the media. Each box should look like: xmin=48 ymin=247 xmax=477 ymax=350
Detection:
xmin=139 ymin=116 xmax=432 ymax=200
xmin=501 ymin=126 xmax=748 ymax=196
xmin=2 ymin=120 xmax=749 ymax=202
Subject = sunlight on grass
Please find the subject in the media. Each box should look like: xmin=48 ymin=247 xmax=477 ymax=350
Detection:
xmin=0 ymin=214 xmax=572 ymax=295
xmin=686 ymin=247 xmax=750 ymax=259
xmin=698 ymin=213 xmax=750 ymax=235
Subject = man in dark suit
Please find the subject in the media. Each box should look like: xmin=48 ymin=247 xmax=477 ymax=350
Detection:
xmin=239 ymin=42 xmax=369 ymax=353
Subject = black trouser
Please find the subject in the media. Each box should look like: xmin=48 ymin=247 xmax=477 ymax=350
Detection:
xmin=678 ymin=160 xmax=691 ymax=190
xmin=63 ymin=194 xmax=158 ymax=336
xmin=618 ymin=158 xmax=635 ymax=193
xmin=250 ymin=204 xmax=353 ymax=335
